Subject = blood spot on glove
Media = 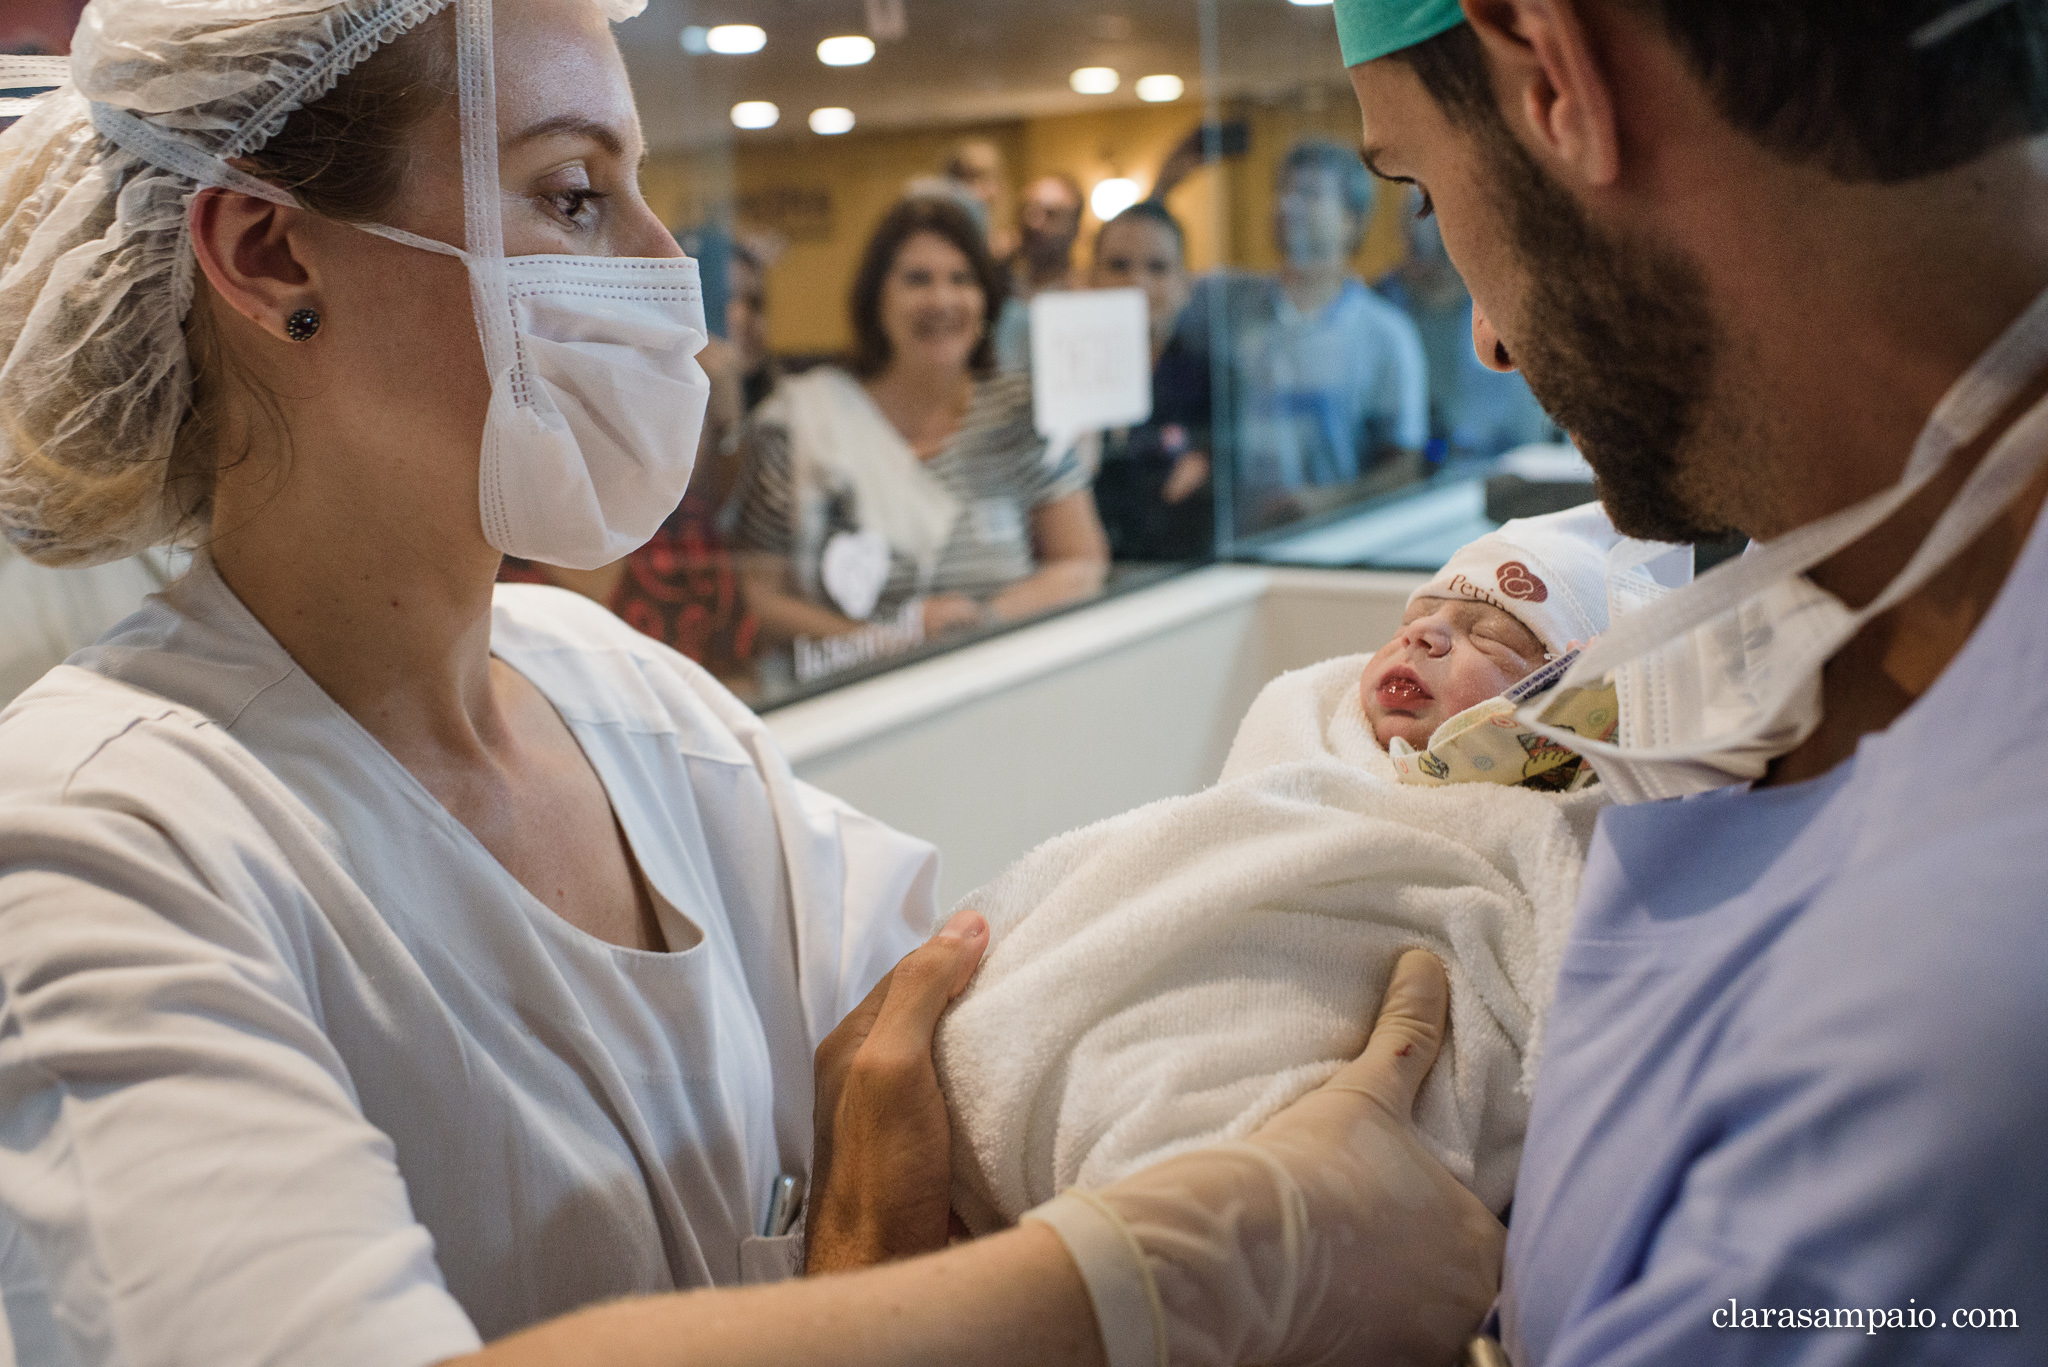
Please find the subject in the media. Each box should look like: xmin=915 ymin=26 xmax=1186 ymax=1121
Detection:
xmin=1496 ymin=561 xmax=1548 ymax=602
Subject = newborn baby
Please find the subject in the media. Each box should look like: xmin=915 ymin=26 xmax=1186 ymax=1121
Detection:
xmin=936 ymin=504 xmax=1663 ymax=1232
xmin=1362 ymin=596 xmax=1549 ymax=751
xmin=1363 ymin=521 xmax=1620 ymax=792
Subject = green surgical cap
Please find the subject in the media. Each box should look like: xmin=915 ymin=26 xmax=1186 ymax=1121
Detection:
xmin=1334 ymin=0 xmax=1466 ymax=66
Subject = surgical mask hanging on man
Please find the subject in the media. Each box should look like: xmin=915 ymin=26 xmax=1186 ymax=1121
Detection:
xmin=1520 ymin=284 xmax=2048 ymax=804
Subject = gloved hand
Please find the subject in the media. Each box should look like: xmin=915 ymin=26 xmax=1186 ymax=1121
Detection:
xmin=1028 ymin=949 xmax=1505 ymax=1367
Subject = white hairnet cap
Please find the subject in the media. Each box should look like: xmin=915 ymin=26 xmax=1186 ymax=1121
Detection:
xmin=0 ymin=0 xmax=643 ymax=567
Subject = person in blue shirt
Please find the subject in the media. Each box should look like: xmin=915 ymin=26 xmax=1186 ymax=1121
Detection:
xmin=1185 ymin=136 xmax=1430 ymax=534
xmin=1337 ymin=0 xmax=2048 ymax=1361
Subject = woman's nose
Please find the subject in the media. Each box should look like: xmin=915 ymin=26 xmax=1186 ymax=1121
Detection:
xmin=612 ymin=193 xmax=684 ymax=259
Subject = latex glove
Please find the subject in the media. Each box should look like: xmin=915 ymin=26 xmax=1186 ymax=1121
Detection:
xmin=808 ymin=909 xmax=989 ymax=1273
xmin=1028 ymin=950 xmax=1504 ymax=1366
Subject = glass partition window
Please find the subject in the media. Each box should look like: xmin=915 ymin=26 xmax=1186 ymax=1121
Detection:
xmin=597 ymin=0 xmax=1580 ymax=704
xmin=1 ymin=0 xmax=1577 ymax=711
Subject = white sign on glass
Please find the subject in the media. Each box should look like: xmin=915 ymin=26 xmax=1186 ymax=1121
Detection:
xmin=1028 ymin=287 xmax=1153 ymax=463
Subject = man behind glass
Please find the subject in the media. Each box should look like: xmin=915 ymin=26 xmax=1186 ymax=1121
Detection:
xmin=1188 ymin=136 xmax=1430 ymax=534
xmin=1088 ymin=201 xmax=1215 ymax=562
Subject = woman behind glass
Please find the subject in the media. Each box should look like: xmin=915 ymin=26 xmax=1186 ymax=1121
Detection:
xmin=731 ymin=197 xmax=1109 ymax=682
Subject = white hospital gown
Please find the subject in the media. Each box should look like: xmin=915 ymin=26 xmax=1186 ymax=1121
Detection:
xmin=0 ymin=560 xmax=936 ymax=1367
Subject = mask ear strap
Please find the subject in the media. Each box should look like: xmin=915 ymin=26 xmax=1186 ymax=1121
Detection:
xmin=1561 ymin=281 xmax=2048 ymax=694
xmin=355 ymin=221 xmax=469 ymax=258
xmin=453 ymin=0 xmax=521 ymax=402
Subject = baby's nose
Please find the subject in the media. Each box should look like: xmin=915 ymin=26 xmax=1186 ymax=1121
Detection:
xmin=1404 ymin=621 xmax=1452 ymax=656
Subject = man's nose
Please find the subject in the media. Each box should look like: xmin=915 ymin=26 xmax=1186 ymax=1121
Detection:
xmin=1472 ymin=304 xmax=1516 ymax=373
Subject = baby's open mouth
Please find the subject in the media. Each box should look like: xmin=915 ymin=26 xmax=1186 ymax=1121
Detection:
xmin=1375 ymin=666 xmax=1433 ymax=713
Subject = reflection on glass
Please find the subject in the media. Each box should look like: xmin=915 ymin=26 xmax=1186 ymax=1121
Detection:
xmin=1198 ymin=136 xmax=1430 ymax=538
xmin=1376 ymin=186 xmax=1555 ymax=462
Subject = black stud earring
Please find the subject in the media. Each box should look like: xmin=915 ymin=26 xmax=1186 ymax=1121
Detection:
xmin=284 ymin=307 xmax=322 ymax=342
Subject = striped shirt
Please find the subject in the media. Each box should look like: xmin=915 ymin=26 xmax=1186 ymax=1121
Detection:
xmin=730 ymin=369 xmax=1092 ymax=619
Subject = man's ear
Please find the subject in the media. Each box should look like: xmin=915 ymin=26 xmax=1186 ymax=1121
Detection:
xmin=1462 ymin=0 xmax=1621 ymax=189
xmin=188 ymin=188 xmax=319 ymax=345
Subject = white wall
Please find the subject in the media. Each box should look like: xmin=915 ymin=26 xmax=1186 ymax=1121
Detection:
xmin=766 ymin=565 xmax=1424 ymax=905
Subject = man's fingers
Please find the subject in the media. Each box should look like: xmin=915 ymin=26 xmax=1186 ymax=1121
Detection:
xmin=1322 ymin=949 xmax=1450 ymax=1114
xmin=862 ymin=909 xmax=988 ymax=1067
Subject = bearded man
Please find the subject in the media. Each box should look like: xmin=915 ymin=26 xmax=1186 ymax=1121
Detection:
xmin=1340 ymin=0 xmax=2048 ymax=1361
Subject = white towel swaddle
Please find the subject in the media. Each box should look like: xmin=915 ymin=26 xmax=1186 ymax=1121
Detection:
xmin=935 ymin=653 xmax=1607 ymax=1231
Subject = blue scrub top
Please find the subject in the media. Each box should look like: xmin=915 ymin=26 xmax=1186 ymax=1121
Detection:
xmin=1502 ymin=501 xmax=2048 ymax=1364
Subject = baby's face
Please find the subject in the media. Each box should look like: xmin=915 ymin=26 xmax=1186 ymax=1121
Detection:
xmin=1360 ymin=597 xmax=1548 ymax=749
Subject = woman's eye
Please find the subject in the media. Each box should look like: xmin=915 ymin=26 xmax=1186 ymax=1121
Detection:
xmin=547 ymin=188 xmax=606 ymax=225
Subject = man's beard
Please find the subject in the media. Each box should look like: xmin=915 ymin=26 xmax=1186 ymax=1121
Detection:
xmin=1479 ymin=128 xmax=1734 ymax=543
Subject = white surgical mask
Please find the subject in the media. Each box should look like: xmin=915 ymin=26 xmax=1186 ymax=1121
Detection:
xmin=1520 ymin=284 xmax=2048 ymax=804
xmin=358 ymin=223 xmax=711 ymax=570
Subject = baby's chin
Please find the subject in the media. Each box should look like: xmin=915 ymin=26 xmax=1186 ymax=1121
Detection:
xmin=1366 ymin=705 xmax=1439 ymax=752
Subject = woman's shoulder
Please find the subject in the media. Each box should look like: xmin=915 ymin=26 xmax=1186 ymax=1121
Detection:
xmin=0 ymin=562 xmax=307 ymax=816
xmin=960 ymin=370 xmax=1039 ymax=450
xmin=0 ymin=663 xmax=342 ymax=901
xmin=971 ymin=368 xmax=1034 ymax=417
xmin=1 ymin=666 xmax=220 ymax=802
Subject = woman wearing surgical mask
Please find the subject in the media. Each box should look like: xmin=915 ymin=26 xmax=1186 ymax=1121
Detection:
xmin=730 ymin=196 xmax=1111 ymax=688
xmin=0 ymin=2 xmax=1499 ymax=1364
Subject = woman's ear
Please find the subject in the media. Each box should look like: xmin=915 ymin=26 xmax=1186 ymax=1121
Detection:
xmin=1462 ymin=0 xmax=1622 ymax=189
xmin=188 ymin=188 xmax=319 ymax=345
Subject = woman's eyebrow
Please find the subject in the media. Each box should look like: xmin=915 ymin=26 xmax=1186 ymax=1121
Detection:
xmin=507 ymin=115 xmax=626 ymax=157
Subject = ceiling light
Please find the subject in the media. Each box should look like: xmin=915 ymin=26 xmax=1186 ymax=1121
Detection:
xmin=1134 ymin=73 xmax=1184 ymax=103
xmin=817 ymin=34 xmax=875 ymax=65
xmin=706 ymin=24 xmax=766 ymax=54
xmin=730 ymin=100 xmax=780 ymax=129
xmin=679 ymin=25 xmax=711 ymax=52
xmin=1090 ymin=177 xmax=1143 ymax=221
xmin=1069 ymin=66 xmax=1120 ymax=95
xmin=1288 ymin=0 xmax=1334 ymax=6
xmin=809 ymin=106 xmax=856 ymax=135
